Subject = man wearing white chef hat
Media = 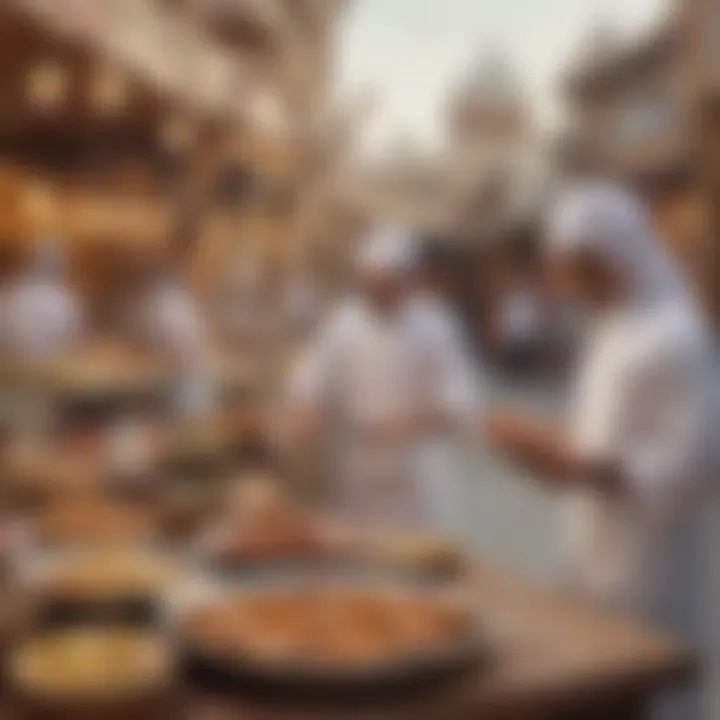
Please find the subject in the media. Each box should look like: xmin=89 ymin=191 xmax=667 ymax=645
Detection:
xmin=485 ymin=181 xmax=715 ymax=718
xmin=291 ymin=225 xmax=477 ymax=530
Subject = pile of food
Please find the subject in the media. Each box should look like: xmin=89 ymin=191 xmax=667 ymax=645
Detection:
xmin=203 ymin=474 xmax=347 ymax=566
xmin=182 ymin=584 xmax=474 ymax=667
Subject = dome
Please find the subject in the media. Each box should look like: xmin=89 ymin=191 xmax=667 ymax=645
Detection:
xmin=456 ymin=51 xmax=522 ymax=111
xmin=566 ymin=18 xmax=622 ymax=84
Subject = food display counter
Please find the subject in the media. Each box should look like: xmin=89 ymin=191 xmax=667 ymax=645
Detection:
xmin=181 ymin=562 xmax=692 ymax=720
xmin=0 ymin=501 xmax=693 ymax=720
xmin=0 ymin=562 xmax=692 ymax=720
xmin=0 ymin=343 xmax=694 ymax=720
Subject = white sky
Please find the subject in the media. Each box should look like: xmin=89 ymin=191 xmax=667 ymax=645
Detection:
xmin=336 ymin=0 xmax=667 ymax=155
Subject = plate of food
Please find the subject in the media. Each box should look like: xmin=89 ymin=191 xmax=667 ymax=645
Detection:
xmin=18 ymin=548 xmax=183 ymax=629
xmin=196 ymin=474 xmax=352 ymax=572
xmin=34 ymin=342 xmax=168 ymax=421
xmin=172 ymin=570 xmax=487 ymax=704
xmin=7 ymin=628 xmax=173 ymax=717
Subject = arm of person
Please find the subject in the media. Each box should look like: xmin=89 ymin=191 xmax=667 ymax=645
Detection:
xmin=484 ymin=329 xmax=708 ymax=501
xmin=484 ymin=411 xmax=606 ymax=489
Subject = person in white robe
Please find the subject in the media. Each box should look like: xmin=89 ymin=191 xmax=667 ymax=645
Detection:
xmin=291 ymin=227 xmax=478 ymax=531
xmin=485 ymin=182 xmax=715 ymax=718
xmin=2 ymin=237 xmax=83 ymax=361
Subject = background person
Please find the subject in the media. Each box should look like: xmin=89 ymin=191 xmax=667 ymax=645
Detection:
xmin=484 ymin=183 xmax=715 ymax=718
xmin=290 ymin=227 xmax=477 ymax=531
xmin=2 ymin=236 xmax=83 ymax=361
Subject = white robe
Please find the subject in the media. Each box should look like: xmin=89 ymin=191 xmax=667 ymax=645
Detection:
xmin=294 ymin=296 xmax=476 ymax=530
xmin=1 ymin=277 xmax=82 ymax=360
xmin=548 ymin=183 xmax=715 ymax=626
xmin=566 ymin=302 xmax=713 ymax=620
xmin=408 ymin=294 xmax=480 ymax=535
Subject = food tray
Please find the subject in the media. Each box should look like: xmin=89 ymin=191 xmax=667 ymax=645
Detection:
xmin=171 ymin=567 xmax=489 ymax=706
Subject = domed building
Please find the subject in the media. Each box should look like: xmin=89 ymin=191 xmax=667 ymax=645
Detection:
xmin=449 ymin=52 xmax=530 ymax=162
xmin=444 ymin=51 xmax=552 ymax=243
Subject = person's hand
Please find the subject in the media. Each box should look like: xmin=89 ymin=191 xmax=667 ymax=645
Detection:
xmin=483 ymin=411 xmax=579 ymax=486
xmin=484 ymin=411 xmax=532 ymax=450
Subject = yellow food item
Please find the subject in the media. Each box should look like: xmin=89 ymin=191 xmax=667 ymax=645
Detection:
xmin=11 ymin=630 xmax=169 ymax=697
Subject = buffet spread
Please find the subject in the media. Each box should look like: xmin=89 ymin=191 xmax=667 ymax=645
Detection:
xmin=0 ymin=344 xmax=694 ymax=720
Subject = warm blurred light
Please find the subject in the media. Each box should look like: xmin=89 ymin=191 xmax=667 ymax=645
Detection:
xmin=90 ymin=64 xmax=130 ymax=115
xmin=161 ymin=116 xmax=197 ymax=154
xmin=248 ymin=90 xmax=287 ymax=135
xmin=25 ymin=60 xmax=68 ymax=112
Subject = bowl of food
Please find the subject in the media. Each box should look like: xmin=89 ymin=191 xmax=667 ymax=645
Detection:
xmin=173 ymin=571 xmax=486 ymax=704
xmin=19 ymin=548 xmax=182 ymax=629
xmin=7 ymin=628 xmax=173 ymax=719
xmin=35 ymin=343 xmax=167 ymax=423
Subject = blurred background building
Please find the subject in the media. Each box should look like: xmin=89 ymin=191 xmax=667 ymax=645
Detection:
xmin=347 ymin=51 xmax=554 ymax=246
xmin=0 ymin=0 xmax=354 ymax=324
xmin=562 ymin=0 xmax=719 ymax=320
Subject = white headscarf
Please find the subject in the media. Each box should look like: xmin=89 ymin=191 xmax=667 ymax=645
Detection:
xmin=2 ymin=236 xmax=81 ymax=358
xmin=547 ymin=182 xmax=690 ymax=308
xmin=356 ymin=226 xmax=416 ymax=276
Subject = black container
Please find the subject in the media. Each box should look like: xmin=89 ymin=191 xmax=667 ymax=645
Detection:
xmin=175 ymin=566 xmax=489 ymax=707
xmin=36 ymin=596 xmax=161 ymax=632
xmin=180 ymin=641 xmax=483 ymax=707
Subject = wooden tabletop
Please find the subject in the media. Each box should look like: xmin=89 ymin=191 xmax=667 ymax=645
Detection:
xmin=183 ymin=563 xmax=694 ymax=720
xmin=0 ymin=562 xmax=693 ymax=720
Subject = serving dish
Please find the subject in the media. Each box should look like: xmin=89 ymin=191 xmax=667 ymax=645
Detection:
xmin=7 ymin=628 xmax=174 ymax=720
xmin=172 ymin=568 xmax=487 ymax=705
xmin=17 ymin=548 xmax=182 ymax=630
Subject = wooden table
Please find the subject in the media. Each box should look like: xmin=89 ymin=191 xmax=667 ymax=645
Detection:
xmin=0 ymin=566 xmax=693 ymax=720
xmin=183 ymin=564 xmax=694 ymax=720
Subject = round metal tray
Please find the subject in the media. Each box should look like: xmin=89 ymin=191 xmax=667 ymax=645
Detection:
xmin=171 ymin=566 xmax=490 ymax=706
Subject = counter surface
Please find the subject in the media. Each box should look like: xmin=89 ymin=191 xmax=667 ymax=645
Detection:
xmin=184 ymin=562 xmax=694 ymax=719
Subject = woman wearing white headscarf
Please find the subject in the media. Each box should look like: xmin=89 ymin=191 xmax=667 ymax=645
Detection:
xmin=291 ymin=226 xmax=476 ymax=529
xmin=486 ymin=182 xmax=714 ymax=634
xmin=2 ymin=237 xmax=83 ymax=360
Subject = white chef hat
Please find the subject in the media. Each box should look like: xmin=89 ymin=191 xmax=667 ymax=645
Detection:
xmin=356 ymin=226 xmax=416 ymax=276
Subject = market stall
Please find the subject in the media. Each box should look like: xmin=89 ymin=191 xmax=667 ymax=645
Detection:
xmin=0 ymin=473 xmax=693 ymax=720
